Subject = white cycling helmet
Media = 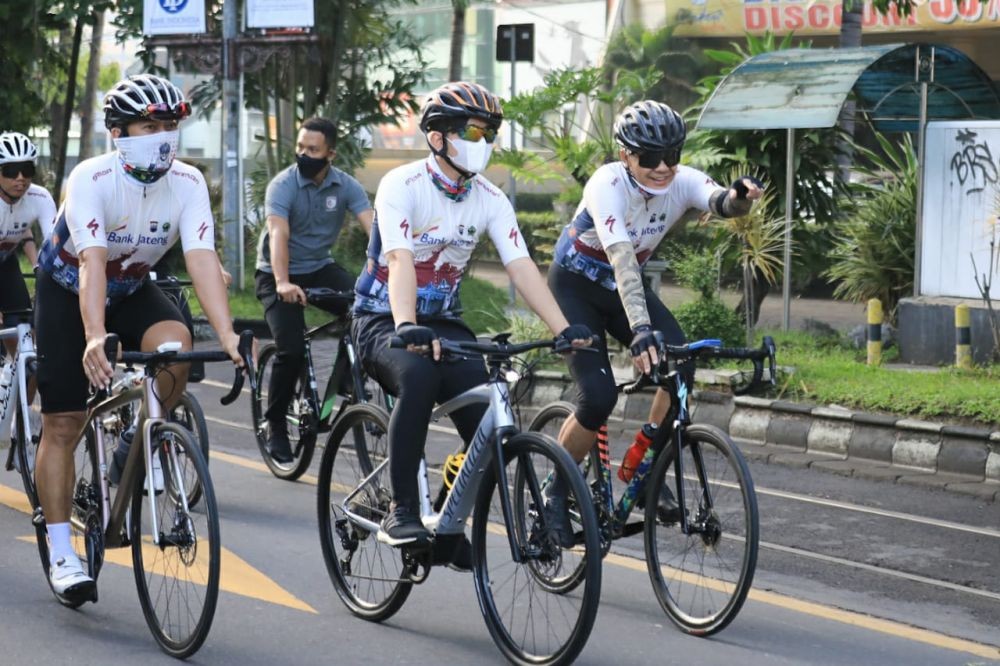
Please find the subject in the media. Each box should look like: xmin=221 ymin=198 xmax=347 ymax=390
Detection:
xmin=0 ymin=132 xmax=38 ymax=164
xmin=103 ymin=74 xmax=191 ymax=129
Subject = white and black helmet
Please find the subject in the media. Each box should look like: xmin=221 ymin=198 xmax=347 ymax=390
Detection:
xmin=103 ymin=74 xmax=191 ymax=129
xmin=0 ymin=132 xmax=38 ymax=164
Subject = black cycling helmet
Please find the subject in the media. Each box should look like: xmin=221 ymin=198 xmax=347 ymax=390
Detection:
xmin=419 ymin=81 xmax=503 ymax=133
xmin=614 ymin=100 xmax=686 ymax=154
xmin=103 ymin=74 xmax=191 ymax=130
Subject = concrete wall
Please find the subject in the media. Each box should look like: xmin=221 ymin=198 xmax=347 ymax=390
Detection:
xmin=897 ymin=296 xmax=998 ymax=365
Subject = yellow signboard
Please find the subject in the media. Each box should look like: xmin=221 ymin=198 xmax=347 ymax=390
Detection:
xmin=668 ymin=0 xmax=1000 ymax=37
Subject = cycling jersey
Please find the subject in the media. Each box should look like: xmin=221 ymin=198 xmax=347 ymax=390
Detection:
xmin=354 ymin=157 xmax=528 ymax=317
xmin=553 ymin=162 xmax=720 ymax=291
xmin=37 ymin=151 xmax=215 ymax=301
xmin=0 ymin=184 xmax=56 ymax=262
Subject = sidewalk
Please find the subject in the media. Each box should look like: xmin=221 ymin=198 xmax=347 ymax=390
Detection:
xmin=469 ymin=261 xmax=866 ymax=333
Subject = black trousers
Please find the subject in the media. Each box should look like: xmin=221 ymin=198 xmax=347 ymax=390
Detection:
xmin=255 ymin=263 xmax=354 ymax=423
xmin=352 ymin=313 xmax=487 ymax=506
xmin=548 ymin=263 xmax=686 ymax=431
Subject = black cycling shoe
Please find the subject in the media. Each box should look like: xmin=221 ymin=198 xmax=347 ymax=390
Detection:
xmin=267 ymin=424 xmax=294 ymax=464
xmin=377 ymin=504 xmax=431 ymax=547
xmin=433 ymin=533 xmax=473 ymax=572
xmin=639 ymin=485 xmax=683 ymax=525
xmin=541 ymin=481 xmax=575 ymax=548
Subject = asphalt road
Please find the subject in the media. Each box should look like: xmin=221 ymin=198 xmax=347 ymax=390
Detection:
xmin=1 ymin=358 xmax=997 ymax=665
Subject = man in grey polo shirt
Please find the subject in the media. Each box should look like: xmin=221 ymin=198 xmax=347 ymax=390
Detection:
xmin=255 ymin=116 xmax=373 ymax=463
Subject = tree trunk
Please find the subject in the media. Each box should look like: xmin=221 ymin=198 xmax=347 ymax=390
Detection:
xmin=736 ymin=265 xmax=771 ymax=327
xmin=448 ymin=3 xmax=466 ymax=82
xmin=79 ymin=10 xmax=105 ymax=161
xmin=53 ymin=18 xmax=84 ymax=202
xmin=835 ymin=0 xmax=863 ymax=186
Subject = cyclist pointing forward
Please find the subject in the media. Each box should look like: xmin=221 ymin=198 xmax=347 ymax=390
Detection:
xmin=353 ymin=82 xmax=592 ymax=548
xmin=545 ymin=101 xmax=762 ymax=537
xmin=33 ymin=74 xmax=242 ymax=605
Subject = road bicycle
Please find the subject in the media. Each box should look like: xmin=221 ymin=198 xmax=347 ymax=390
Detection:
xmin=1 ymin=308 xmax=42 ymax=504
xmin=251 ymin=288 xmax=380 ymax=480
xmin=529 ymin=336 xmax=775 ymax=636
xmin=26 ymin=330 xmax=254 ymax=658
xmin=317 ymin=334 xmax=602 ymax=666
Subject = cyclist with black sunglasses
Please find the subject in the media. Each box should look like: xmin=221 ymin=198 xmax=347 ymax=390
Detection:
xmin=32 ymin=74 xmax=243 ymax=605
xmin=543 ymin=100 xmax=764 ymax=542
xmin=0 ymin=132 xmax=55 ymax=334
xmin=352 ymin=81 xmax=593 ymax=553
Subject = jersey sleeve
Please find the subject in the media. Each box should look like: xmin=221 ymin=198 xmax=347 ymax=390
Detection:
xmin=264 ymin=171 xmax=293 ymax=219
xmin=372 ymin=169 xmax=416 ymax=255
xmin=344 ymin=176 xmax=372 ymax=215
xmin=62 ymin=165 xmax=108 ymax=252
xmin=584 ymin=166 xmax=632 ymax=249
xmin=677 ymin=166 xmax=721 ymax=212
xmin=486 ymin=195 xmax=530 ymax=265
xmin=31 ymin=188 xmax=57 ymax=241
xmin=178 ymin=171 xmax=217 ymax=253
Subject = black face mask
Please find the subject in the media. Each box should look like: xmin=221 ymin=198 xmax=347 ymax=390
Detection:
xmin=297 ymin=153 xmax=329 ymax=179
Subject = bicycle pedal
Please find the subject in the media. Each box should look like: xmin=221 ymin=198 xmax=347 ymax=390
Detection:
xmin=32 ymin=506 xmax=45 ymax=527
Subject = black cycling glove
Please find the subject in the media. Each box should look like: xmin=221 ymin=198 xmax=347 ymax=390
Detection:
xmin=731 ymin=175 xmax=764 ymax=200
xmin=394 ymin=322 xmax=437 ymax=348
xmin=555 ymin=324 xmax=594 ymax=347
xmin=629 ymin=325 xmax=663 ymax=358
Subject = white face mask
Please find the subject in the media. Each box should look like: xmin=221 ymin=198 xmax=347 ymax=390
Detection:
xmin=638 ymin=183 xmax=671 ymax=196
xmin=447 ymin=137 xmax=493 ymax=174
xmin=114 ymin=130 xmax=179 ymax=184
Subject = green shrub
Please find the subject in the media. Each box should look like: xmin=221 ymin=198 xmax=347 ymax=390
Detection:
xmin=674 ymin=298 xmax=745 ymax=346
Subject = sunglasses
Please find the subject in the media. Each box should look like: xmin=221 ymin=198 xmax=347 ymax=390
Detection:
xmin=633 ymin=147 xmax=682 ymax=169
xmin=453 ymin=124 xmax=498 ymax=144
xmin=144 ymin=101 xmax=192 ymax=121
xmin=1 ymin=162 xmax=35 ymax=179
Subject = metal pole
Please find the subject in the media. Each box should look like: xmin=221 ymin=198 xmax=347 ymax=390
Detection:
xmin=507 ymin=28 xmax=517 ymax=305
xmin=913 ymin=81 xmax=928 ymax=297
xmin=222 ymin=0 xmax=240 ymax=285
xmin=782 ymin=127 xmax=795 ymax=331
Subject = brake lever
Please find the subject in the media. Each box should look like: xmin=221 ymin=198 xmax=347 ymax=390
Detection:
xmin=221 ymin=330 xmax=254 ymax=405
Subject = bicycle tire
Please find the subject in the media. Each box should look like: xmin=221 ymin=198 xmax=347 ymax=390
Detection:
xmin=167 ymin=392 xmax=210 ymax=508
xmin=251 ymin=343 xmax=317 ymax=480
xmin=317 ymin=403 xmax=412 ymax=621
xmin=131 ymin=422 xmax=220 ymax=658
xmin=472 ymin=431 xmax=602 ymax=666
xmin=644 ymin=423 xmax=758 ymax=636
xmin=33 ymin=423 xmax=105 ymax=608
xmin=525 ymin=402 xmax=604 ymax=595
xmin=13 ymin=363 xmax=42 ymax=507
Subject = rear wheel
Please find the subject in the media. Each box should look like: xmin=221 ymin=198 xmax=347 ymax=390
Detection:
xmin=131 ymin=423 xmax=220 ymax=658
xmin=317 ymin=403 xmax=411 ymax=621
xmin=644 ymin=424 xmax=758 ymax=636
xmin=251 ymin=343 xmax=317 ymax=480
xmin=472 ymin=432 xmax=602 ymax=666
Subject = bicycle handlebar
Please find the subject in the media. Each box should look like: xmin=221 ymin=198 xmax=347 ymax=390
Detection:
xmin=388 ymin=333 xmax=600 ymax=358
xmin=103 ymin=330 xmax=256 ymax=405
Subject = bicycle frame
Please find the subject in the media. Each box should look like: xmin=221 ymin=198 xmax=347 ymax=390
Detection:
xmin=297 ymin=321 xmax=367 ymax=428
xmin=0 ymin=320 xmax=34 ymax=439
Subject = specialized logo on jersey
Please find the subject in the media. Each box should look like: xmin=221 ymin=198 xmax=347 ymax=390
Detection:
xmin=87 ymin=219 xmax=99 ymax=237
xmin=325 ymin=196 xmax=338 ymax=211
xmin=604 ymin=215 xmax=616 ymax=234
xmin=198 ymin=222 xmax=209 ymax=241
xmin=508 ymin=228 xmax=519 ymax=247
xmin=400 ymin=219 xmax=410 ymax=236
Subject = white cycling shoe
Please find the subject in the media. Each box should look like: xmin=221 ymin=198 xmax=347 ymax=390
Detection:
xmin=49 ymin=553 xmax=96 ymax=603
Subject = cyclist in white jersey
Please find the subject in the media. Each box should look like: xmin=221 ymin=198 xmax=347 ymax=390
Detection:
xmin=33 ymin=74 xmax=242 ymax=605
xmin=352 ymin=82 xmax=593 ymax=554
xmin=544 ymin=101 xmax=763 ymax=540
xmin=0 ymin=132 xmax=55 ymax=335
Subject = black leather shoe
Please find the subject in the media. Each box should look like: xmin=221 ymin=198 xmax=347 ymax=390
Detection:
xmin=267 ymin=425 xmax=294 ymax=464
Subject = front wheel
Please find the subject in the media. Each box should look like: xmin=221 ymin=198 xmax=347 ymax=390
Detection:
xmin=317 ymin=403 xmax=411 ymax=621
xmin=644 ymin=423 xmax=759 ymax=636
xmin=131 ymin=423 xmax=220 ymax=658
xmin=251 ymin=343 xmax=317 ymax=480
xmin=167 ymin=392 xmax=210 ymax=508
xmin=472 ymin=432 xmax=602 ymax=666
xmin=13 ymin=361 xmax=43 ymax=507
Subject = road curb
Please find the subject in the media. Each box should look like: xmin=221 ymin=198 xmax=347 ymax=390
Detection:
xmin=521 ymin=370 xmax=1000 ymax=501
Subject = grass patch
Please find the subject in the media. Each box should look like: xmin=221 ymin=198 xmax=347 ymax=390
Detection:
xmin=747 ymin=330 xmax=1000 ymax=425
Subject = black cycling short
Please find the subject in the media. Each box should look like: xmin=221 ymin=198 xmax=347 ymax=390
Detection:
xmin=35 ymin=271 xmax=186 ymax=414
xmin=548 ymin=263 xmax=686 ymax=431
xmin=0 ymin=255 xmax=31 ymax=326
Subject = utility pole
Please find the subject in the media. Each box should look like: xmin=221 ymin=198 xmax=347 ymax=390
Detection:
xmin=222 ymin=0 xmax=240 ymax=285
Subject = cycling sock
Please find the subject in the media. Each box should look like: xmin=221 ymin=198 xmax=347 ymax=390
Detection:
xmin=47 ymin=522 xmax=74 ymax=564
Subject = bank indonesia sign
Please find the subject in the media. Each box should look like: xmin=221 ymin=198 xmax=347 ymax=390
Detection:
xmin=144 ymin=0 xmax=206 ymax=35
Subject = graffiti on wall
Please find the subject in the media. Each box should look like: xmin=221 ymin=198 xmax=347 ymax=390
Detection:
xmin=949 ymin=128 xmax=999 ymax=195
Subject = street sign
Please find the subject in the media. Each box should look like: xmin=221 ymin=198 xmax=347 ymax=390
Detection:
xmin=143 ymin=0 xmax=206 ymax=36
xmin=496 ymin=24 xmax=534 ymax=63
xmin=247 ymin=0 xmax=315 ymax=29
